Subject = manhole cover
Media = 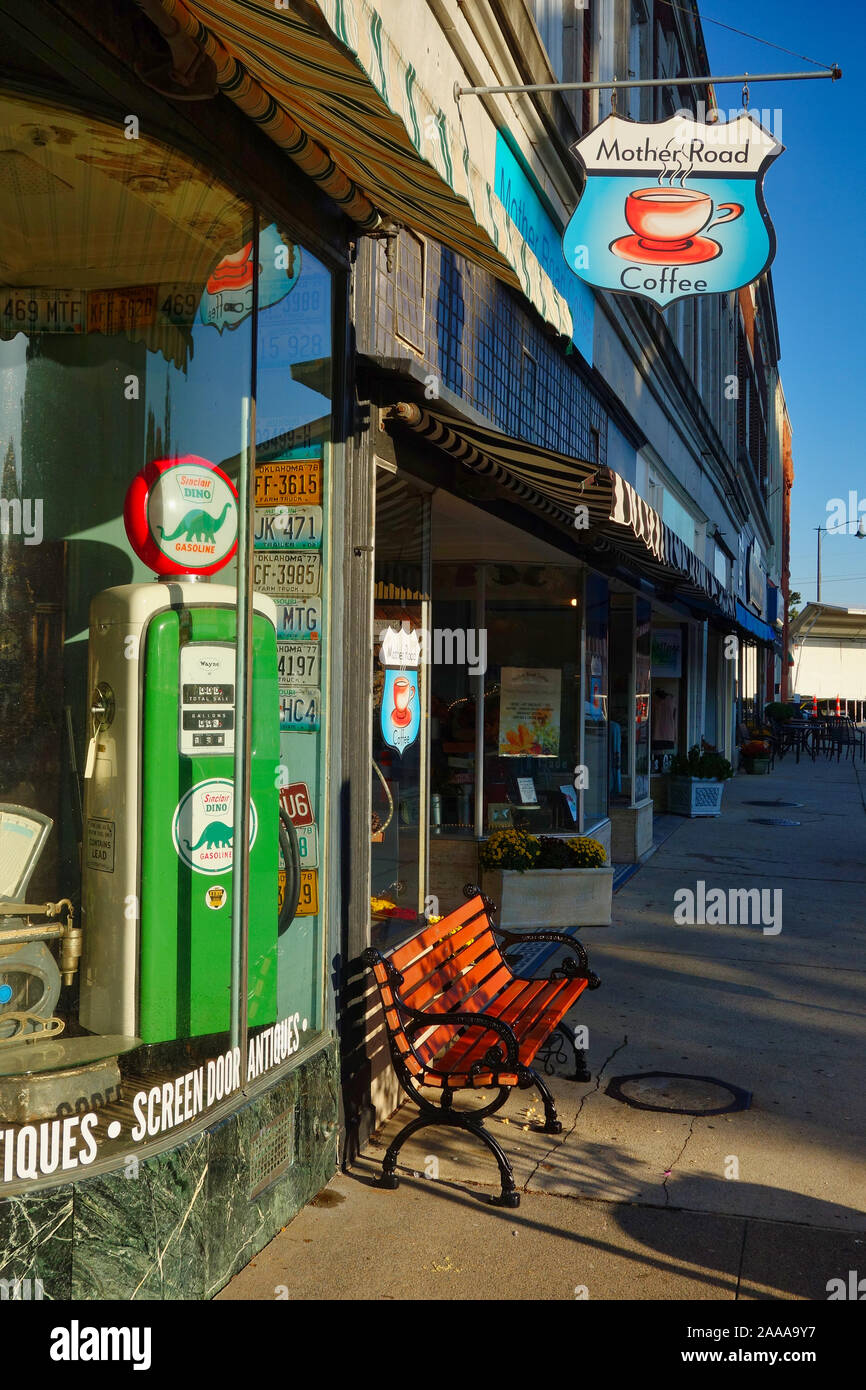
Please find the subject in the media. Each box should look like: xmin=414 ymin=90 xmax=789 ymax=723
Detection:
xmin=745 ymin=800 xmax=804 ymax=808
xmin=749 ymin=817 xmax=801 ymax=826
xmin=605 ymin=1071 xmax=752 ymax=1116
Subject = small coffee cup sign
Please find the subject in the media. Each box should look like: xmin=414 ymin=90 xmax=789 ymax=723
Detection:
xmin=562 ymin=112 xmax=783 ymax=307
xmin=381 ymin=669 xmax=420 ymax=755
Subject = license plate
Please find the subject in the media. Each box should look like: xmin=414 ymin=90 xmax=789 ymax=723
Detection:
xmin=87 ymin=285 xmax=157 ymax=333
xmin=277 ymin=642 xmax=320 ymax=686
xmin=278 ymin=868 xmax=318 ymax=916
xmin=253 ymin=552 xmax=321 ymax=596
xmin=255 ymin=457 xmax=321 ymax=507
xmin=295 ymin=825 xmax=319 ymax=869
xmin=254 ymin=505 xmax=321 ymax=551
xmin=280 ymin=782 xmax=314 ymax=827
xmin=279 ymin=688 xmax=320 ymax=732
xmin=156 ymin=285 xmax=200 ymax=325
xmin=1 ymin=288 xmax=84 ymax=333
xmin=276 ymin=601 xmax=321 ymax=641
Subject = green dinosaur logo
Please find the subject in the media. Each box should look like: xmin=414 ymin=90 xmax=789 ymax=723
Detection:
xmin=158 ymin=503 xmax=232 ymax=545
xmin=183 ymin=820 xmax=234 ymax=852
xmin=172 ymin=779 xmax=257 ymax=875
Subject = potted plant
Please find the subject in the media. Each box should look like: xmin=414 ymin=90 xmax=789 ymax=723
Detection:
xmin=479 ymin=829 xmax=613 ymax=929
xmin=667 ymin=745 xmax=733 ymax=817
xmin=740 ymin=738 xmax=772 ymax=774
xmin=765 ymin=701 xmax=797 ymax=723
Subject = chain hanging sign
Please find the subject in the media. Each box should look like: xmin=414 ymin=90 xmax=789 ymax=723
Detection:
xmin=563 ymin=113 xmax=783 ymax=307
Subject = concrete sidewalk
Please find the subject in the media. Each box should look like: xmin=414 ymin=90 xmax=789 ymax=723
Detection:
xmin=219 ymin=758 xmax=866 ymax=1300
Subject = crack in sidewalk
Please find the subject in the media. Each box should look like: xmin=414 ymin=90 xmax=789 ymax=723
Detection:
xmin=662 ymin=1116 xmax=697 ymax=1206
xmin=522 ymin=1033 xmax=629 ymax=1192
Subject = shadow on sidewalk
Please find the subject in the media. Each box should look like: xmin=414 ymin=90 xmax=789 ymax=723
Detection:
xmin=346 ymin=1152 xmax=865 ymax=1299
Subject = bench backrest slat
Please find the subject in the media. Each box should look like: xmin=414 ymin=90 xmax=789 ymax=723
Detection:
xmin=413 ymin=957 xmax=513 ymax=1064
xmin=389 ymin=897 xmax=488 ymax=973
xmin=400 ymin=924 xmax=498 ymax=1003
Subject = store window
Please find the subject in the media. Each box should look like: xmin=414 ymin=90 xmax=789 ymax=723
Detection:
xmin=650 ymin=624 xmax=684 ymax=772
xmin=583 ymin=572 xmax=610 ymax=828
xmin=254 ymin=231 xmax=333 ymax=1046
xmin=429 ymin=562 xmax=583 ymax=835
xmin=609 ymin=593 xmax=653 ymax=806
xmin=0 ymin=90 xmax=331 ymax=1191
xmin=609 ymin=594 xmax=633 ymax=803
xmin=634 ymin=597 xmax=651 ymax=802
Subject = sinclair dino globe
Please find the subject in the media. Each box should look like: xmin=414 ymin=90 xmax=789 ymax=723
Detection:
xmin=124 ymin=455 xmax=239 ymax=576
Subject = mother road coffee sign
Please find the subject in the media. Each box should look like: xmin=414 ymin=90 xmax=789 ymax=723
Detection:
xmin=562 ymin=113 xmax=783 ymax=307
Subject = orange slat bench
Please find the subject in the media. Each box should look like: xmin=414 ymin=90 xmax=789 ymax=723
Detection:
xmin=362 ymin=884 xmax=601 ymax=1208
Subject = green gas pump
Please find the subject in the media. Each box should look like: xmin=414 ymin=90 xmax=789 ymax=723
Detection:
xmin=80 ymin=456 xmax=296 ymax=1045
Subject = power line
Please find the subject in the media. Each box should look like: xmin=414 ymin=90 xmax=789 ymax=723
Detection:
xmin=658 ymin=0 xmax=833 ymax=70
xmin=789 ymin=574 xmax=866 ymax=584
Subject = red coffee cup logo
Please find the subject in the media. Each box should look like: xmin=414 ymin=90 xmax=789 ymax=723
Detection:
xmin=624 ymin=186 xmax=743 ymax=253
xmin=391 ymin=675 xmax=416 ymax=728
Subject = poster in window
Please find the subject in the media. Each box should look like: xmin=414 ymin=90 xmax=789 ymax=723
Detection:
xmin=651 ymin=628 xmax=682 ymax=677
xmin=498 ymin=668 xmax=561 ymax=757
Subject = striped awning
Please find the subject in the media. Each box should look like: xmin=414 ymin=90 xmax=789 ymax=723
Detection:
xmin=386 ymin=403 xmax=736 ymax=621
xmin=153 ymin=0 xmax=573 ymax=338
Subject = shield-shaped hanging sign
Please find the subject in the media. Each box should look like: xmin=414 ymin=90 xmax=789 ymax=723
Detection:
xmin=562 ymin=113 xmax=784 ymax=308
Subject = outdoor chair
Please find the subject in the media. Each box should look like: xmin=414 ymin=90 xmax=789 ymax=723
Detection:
xmin=821 ymin=717 xmax=861 ymax=762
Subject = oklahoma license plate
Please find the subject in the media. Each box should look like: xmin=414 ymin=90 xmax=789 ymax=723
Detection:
xmin=277 ymin=642 xmax=320 ymax=686
xmin=253 ymin=552 xmax=321 ymax=596
xmin=255 ymin=457 xmax=321 ymax=507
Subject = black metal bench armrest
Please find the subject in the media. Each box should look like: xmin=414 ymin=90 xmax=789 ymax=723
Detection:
xmin=460 ymin=884 xmax=601 ymax=989
xmin=403 ymin=1005 xmax=520 ymax=1072
xmin=361 ymin=946 xmax=523 ymax=1074
xmin=492 ymin=927 xmax=602 ymax=990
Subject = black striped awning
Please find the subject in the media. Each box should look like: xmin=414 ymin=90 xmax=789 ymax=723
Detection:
xmin=386 ymin=403 xmax=736 ymax=622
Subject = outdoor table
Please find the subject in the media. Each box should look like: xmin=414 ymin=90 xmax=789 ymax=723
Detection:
xmin=777 ymin=720 xmax=811 ymax=763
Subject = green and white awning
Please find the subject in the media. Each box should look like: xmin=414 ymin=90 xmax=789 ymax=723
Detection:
xmin=155 ymin=0 xmax=573 ymax=338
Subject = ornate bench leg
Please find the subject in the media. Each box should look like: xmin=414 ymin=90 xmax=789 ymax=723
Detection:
xmin=380 ymin=1113 xmax=436 ymax=1190
xmin=464 ymin=1118 xmax=520 ymax=1207
xmin=380 ymin=1107 xmax=520 ymax=1206
xmin=536 ymin=1023 xmax=592 ymax=1082
xmin=530 ymin=1069 xmax=562 ymax=1135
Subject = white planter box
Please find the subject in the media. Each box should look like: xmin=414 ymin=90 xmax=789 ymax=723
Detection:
xmin=668 ymin=776 xmax=726 ymax=817
xmin=483 ymin=866 xmax=614 ymax=929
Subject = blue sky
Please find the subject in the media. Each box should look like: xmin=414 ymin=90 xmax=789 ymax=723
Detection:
xmin=702 ymin=0 xmax=864 ymax=609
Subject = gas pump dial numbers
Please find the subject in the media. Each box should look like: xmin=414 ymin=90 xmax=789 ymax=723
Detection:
xmin=179 ymin=645 xmax=237 ymax=756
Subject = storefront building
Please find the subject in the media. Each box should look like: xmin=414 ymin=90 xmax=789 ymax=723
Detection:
xmin=349 ymin=218 xmax=757 ymax=1127
xmin=0 ymin=2 xmax=355 ymax=1298
xmin=339 ymin=0 xmax=791 ymax=1139
xmin=0 ymin=0 xmax=793 ymax=1294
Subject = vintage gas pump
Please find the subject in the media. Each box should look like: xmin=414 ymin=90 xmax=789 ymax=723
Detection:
xmin=80 ymin=456 xmax=297 ymax=1046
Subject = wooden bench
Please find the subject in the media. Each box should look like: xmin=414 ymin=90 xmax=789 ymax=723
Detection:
xmin=362 ymin=885 xmax=601 ymax=1207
